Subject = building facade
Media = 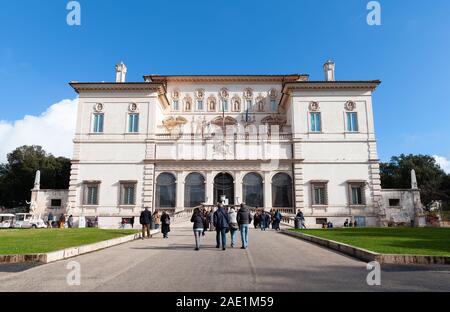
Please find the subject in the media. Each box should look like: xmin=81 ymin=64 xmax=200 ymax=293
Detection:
xmin=31 ymin=61 xmax=422 ymax=229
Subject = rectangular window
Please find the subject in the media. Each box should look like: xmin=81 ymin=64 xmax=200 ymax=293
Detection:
xmin=389 ymin=198 xmax=401 ymax=207
xmin=311 ymin=182 xmax=328 ymax=205
xmin=349 ymin=183 xmax=365 ymax=205
xmin=51 ymin=199 xmax=62 ymax=207
xmin=128 ymin=113 xmax=139 ymax=133
xmin=222 ymin=100 xmax=228 ymax=111
xmin=120 ymin=183 xmax=136 ymax=205
xmin=173 ymin=100 xmax=179 ymax=111
xmin=270 ymin=99 xmax=277 ymax=111
xmin=310 ymin=112 xmax=322 ymax=132
xmin=93 ymin=113 xmax=104 ymax=133
xmin=197 ymin=100 xmax=203 ymax=111
xmin=84 ymin=183 xmax=99 ymax=205
xmin=246 ymin=100 xmax=252 ymax=111
xmin=316 ymin=218 xmax=328 ymax=225
xmin=346 ymin=112 xmax=359 ymax=132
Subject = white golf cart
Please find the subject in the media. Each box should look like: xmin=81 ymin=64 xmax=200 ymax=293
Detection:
xmin=12 ymin=213 xmax=46 ymax=229
xmin=0 ymin=214 xmax=15 ymax=229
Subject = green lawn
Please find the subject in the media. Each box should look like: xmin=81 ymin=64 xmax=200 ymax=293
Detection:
xmin=291 ymin=227 xmax=450 ymax=256
xmin=0 ymin=228 xmax=138 ymax=255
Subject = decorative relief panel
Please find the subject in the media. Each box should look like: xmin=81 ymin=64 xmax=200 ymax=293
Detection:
xmin=309 ymin=101 xmax=320 ymax=111
xmin=94 ymin=103 xmax=104 ymax=112
xmin=171 ymin=89 xmax=180 ymax=100
xmin=129 ymin=103 xmax=138 ymax=112
xmin=195 ymin=89 xmax=205 ymax=100
xmin=243 ymin=88 xmax=253 ymax=100
xmin=345 ymin=101 xmax=356 ymax=111
xmin=269 ymin=88 xmax=278 ymax=99
xmin=219 ymin=88 xmax=229 ymax=99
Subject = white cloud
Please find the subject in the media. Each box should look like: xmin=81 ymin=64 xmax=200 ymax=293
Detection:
xmin=434 ymin=155 xmax=450 ymax=174
xmin=0 ymin=99 xmax=78 ymax=163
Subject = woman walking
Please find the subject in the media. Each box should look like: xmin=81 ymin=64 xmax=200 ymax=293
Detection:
xmin=191 ymin=208 xmax=205 ymax=251
xmin=161 ymin=211 xmax=171 ymax=238
xmin=153 ymin=210 xmax=161 ymax=230
xmin=228 ymin=207 xmax=238 ymax=248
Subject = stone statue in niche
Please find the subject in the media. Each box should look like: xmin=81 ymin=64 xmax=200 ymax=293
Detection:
xmin=232 ymin=98 xmax=241 ymax=111
xmin=208 ymin=97 xmax=216 ymax=111
xmin=258 ymin=99 xmax=265 ymax=112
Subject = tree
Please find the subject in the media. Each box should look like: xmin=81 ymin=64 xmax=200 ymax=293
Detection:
xmin=0 ymin=145 xmax=71 ymax=208
xmin=380 ymin=154 xmax=450 ymax=208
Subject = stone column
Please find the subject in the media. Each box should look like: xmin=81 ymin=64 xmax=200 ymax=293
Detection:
xmin=206 ymin=171 xmax=214 ymax=205
xmin=264 ymin=171 xmax=272 ymax=210
xmin=176 ymin=171 xmax=185 ymax=212
xmin=235 ymin=171 xmax=243 ymax=205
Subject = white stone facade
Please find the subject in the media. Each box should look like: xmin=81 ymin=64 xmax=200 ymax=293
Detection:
xmin=42 ymin=63 xmax=422 ymax=229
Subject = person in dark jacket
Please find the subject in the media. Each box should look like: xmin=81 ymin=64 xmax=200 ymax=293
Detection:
xmin=213 ymin=204 xmax=230 ymax=250
xmin=260 ymin=211 xmax=269 ymax=231
xmin=202 ymin=209 xmax=209 ymax=236
xmin=273 ymin=210 xmax=282 ymax=231
xmin=139 ymin=207 xmax=152 ymax=239
xmin=253 ymin=209 xmax=261 ymax=229
xmin=161 ymin=211 xmax=171 ymax=238
xmin=191 ymin=208 xmax=205 ymax=250
xmin=295 ymin=210 xmax=306 ymax=229
xmin=237 ymin=204 xmax=253 ymax=249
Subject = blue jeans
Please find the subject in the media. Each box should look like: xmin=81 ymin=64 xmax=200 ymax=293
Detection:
xmin=216 ymin=228 xmax=227 ymax=248
xmin=230 ymin=228 xmax=237 ymax=247
xmin=193 ymin=229 xmax=203 ymax=249
xmin=240 ymin=224 xmax=249 ymax=248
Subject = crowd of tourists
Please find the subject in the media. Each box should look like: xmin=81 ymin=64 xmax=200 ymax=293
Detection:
xmin=189 ymin=203 xmax=285 ymax=251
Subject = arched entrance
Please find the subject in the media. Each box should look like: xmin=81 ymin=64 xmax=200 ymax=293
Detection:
xmin=214 ymin=173 xmax=234 ymax=205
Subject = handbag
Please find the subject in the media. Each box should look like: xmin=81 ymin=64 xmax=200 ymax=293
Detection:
xmin=164 ymin=218 xmax=171 ymax=225
xmin=230 ymin=223 xmax=239 ymax=230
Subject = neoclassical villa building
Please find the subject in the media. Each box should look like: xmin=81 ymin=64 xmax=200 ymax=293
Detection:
xmin=30 ymin=61 xmax=425 ymax=229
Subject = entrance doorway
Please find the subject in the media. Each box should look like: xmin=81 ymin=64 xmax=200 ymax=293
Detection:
xmin=214 ymin=173 xmax=234 ymax=205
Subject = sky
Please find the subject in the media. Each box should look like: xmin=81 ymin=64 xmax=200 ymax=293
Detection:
xmin=0 ymin=0 xmax=449 ymax=172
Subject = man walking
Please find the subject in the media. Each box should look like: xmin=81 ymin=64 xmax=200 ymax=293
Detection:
xmin=139 ymin=207 xmax=152 ymax=239
xmin=213 ymin=203 xmax=230 ymax=250
xmin=47 ymin=211 xmax=54 ymax=228
xmin=237 ymin=203 xmax=252 ymax=249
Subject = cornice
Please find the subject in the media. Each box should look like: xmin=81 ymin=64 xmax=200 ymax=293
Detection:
xmin=144 ymin=75 xmax=309 ymax=84
xmin=284 ymin=80 xmax=381 ymax=91
xmin=69 ymin=82 xmax=163 ymax=94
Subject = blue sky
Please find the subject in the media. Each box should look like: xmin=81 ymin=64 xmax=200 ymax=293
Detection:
xmin=0 ymin=0 xmax=449 ymax=165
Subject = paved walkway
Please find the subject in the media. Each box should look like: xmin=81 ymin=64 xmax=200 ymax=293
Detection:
xmin=0 ymin=222 xmax=449 ymax=292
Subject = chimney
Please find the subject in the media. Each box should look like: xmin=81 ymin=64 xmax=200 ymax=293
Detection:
xmin=115 ymin=62 xmax=127 ymax=83
xmin=323 ymin=60 xmax=335 ymax=81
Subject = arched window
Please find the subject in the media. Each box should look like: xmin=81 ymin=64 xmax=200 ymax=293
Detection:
xmin=272 ymin=173 xmax=293 ymax=208
xmin=156 ymin=173 xmax=176 ymax=208
xmin=243 ymin=173 xmax=263 ymax=207
xmin=214 ymin=173 xmax=234 ymax=205
xmin=184 ymin=173 xmax=205 ymax=208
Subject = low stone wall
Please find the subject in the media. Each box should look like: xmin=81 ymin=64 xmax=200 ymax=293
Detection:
xmin=0 ymin=229 xmax=160 ymax=264
xmin=281 ymin=230 xmax=450 ymax=265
